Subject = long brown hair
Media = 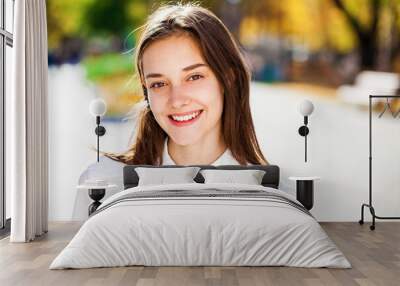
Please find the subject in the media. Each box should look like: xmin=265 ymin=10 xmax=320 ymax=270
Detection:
xmin=104 ymin=3 xmax=267 ymax=165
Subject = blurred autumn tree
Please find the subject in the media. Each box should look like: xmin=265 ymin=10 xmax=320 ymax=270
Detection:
xmin=332 ymin=0 xmax=400 ymax=70
xmin=46 ymin=0 xmax=400 ymax=80
xmin=47 ymin=1 xmax=146 ymax=55
xmin=46 ymin=0 xmax=92 ymax=50
xmin=81 ymin=0 xmax=149 ymax=50
xmin=82 ymin=0 xmax=134 ymax=38
xmin=47 ymin=0 xmax=218 ymax=52
xmin=236 ymin=0 xmax=400 ymax=72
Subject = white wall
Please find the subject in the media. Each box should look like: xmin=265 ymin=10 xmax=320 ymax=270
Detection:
xmin=48 ymin=65 xmax=133 ymax=221
xmin=48 ymin=65 xmax=400 ymax=222
xmin=251 ymin=83 xmax=400 ymax=221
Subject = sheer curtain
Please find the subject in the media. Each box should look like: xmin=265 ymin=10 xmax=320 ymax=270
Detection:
xmin=8 ymin=0 xmax=48 ymax=242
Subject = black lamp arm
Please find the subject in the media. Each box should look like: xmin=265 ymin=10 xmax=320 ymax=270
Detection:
xmin=94 ymin=116 xmax=106 ymax=162
xmin=298 ymin=116 xmax=310 ymax=162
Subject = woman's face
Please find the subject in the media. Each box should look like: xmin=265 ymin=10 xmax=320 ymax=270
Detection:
xmin=141 ymin=34 xmax=224 ymax=146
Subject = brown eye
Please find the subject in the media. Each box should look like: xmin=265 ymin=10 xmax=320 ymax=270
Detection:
xmin=188 ymin=74 xmax=203 ymax=81
xmin=150 ymin=82 xmax=166 ymax=89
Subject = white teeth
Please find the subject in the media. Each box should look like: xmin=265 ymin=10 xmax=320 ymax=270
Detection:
xmin=171 ymin=111 xmax=201 ymax=122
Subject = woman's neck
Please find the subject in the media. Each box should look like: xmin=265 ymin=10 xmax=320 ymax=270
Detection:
xmin=167 ymin=132 xmax=226 ymax=165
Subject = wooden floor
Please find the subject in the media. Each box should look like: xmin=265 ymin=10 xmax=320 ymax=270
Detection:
xmin=0 ymin=222 xmax=399 ymax=286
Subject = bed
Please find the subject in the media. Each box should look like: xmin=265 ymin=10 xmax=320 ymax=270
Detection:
xmin=50 ymin=164 xmax=351 ymax=269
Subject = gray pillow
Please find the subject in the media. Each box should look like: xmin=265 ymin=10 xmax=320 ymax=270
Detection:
xmin=136 ymin=167 xmax=201 ymax=186
xmin=200 ymin=169 xmax=266 ymax=185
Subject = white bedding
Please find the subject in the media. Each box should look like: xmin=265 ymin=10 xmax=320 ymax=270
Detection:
xmin=50 ymin=183 xmax=351 ymax=269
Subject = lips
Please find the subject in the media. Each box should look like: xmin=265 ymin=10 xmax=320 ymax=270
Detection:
xmin=168 ymin=109 xmax=203 ymax=127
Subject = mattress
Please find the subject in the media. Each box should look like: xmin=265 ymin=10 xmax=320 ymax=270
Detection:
xmin=50 ymin=183 xmax=351 ymax=269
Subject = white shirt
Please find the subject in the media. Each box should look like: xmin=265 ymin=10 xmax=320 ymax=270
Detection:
xmin=161 ymin=138 xmax=240 ymax=165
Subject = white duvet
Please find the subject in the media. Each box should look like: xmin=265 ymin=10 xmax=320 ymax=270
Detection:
xmin=50 ymin=183 xmax=351 ymax=269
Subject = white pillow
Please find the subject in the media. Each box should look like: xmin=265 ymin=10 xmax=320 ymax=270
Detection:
xmin=135 ymin=167 xmax=201 ymax=186
xmin=200 ymin=169 xmax=266 ymax=185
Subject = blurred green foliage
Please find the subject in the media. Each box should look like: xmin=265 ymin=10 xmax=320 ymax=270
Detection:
xmin=47 ymin=0 xmax=92 ymax=49
xmin=46 ymin=0 xmax=400 ymax=75
xmin=82 ymin=53 xmax=134 ymax=81
xmin=81 ymin=0 xmax=147 ymax=38
xmin=47 ymin=0 xmax=217 ymax=51
xmin=47 ymin=0 xmax=385 ymax=54
xmin=47 ymin=0 xmax=148 ymax=49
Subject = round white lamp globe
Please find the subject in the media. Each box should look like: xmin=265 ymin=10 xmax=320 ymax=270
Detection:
xmin=89 ymin=98 xmax=107 ymax=117
xmin=298 ymin=100 xmax=314 ymax=116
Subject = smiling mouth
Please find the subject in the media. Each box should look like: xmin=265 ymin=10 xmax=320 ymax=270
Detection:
xmin=168 ymin=109 xmax=203 ymax=126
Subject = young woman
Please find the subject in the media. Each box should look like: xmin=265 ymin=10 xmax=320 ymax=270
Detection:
xmin=105 ymin=3 xmax=267 ymax=166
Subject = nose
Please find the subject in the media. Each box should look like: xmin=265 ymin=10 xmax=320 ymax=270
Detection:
xmin=169 ymin=85 xmax=191 ymax=109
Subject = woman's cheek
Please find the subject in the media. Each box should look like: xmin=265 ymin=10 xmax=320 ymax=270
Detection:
xmin=204 ymin=88 xmax=224 ymax=112
xmin=193 ymin=83 xmax=218 ymax=104
xmin=147 ymin=96 xmax=168 ymax=127
xmin=148 ymin=94 xmax=166 ymax=114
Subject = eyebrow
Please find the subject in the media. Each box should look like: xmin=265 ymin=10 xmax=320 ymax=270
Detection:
xmin=145 ymin=63 xmax=207 ymax=79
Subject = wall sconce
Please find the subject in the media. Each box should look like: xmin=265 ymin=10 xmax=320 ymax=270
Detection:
xmin=298 ymin=100 xmax=314 ymax=162
xmin=89 ymin=98 xmax=107 ymax=162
